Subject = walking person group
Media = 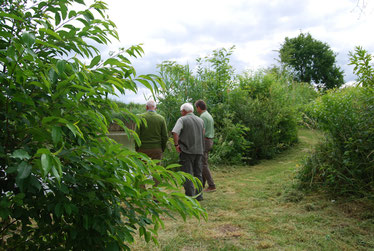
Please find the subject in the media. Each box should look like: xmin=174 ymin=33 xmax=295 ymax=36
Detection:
xmin=136 ymin=99 xmax=216 ymax=201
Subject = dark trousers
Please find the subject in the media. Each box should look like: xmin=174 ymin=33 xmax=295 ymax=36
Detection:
xmin=179 ymin=152 xmax=203 ymax=200
xmin=202 ymin=138 xmax=215 ymax=188
xmin=137 ymin=148 xmax=162 ymax=186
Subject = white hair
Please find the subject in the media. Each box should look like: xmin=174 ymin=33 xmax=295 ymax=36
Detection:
xmin=146 ymin=100 xmax=156 ymax=109
xmin=180 ymin=103 xmax=194 ymax=112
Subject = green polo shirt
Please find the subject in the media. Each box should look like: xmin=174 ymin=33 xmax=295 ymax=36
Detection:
xmin=137 ymin=111 xmax=168 ymax=151
xmin=200 ymin=110 xmax=214 ymax=138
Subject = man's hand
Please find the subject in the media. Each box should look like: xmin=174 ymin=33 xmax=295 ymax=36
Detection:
xmin=175 ymin=144 xmax=181 ymax=153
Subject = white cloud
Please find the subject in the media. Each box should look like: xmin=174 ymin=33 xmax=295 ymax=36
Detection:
xmin=102 ymin=0 xmax=374 ymax=103
xmin=109 ymin=87 xmax=153 ymax=104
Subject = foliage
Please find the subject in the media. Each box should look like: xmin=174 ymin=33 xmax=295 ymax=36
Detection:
xmin=116 ymin=101 xmax=145 ymax=115
xmin=209 ymin=112 xmax=251 ymax=165
xmin=156 ymin=48 xmax=299 ymax=165
xmin=0 ymin=1 xmax=206 ymax=249
xmin=349 ymin=46 xmax=374 ymax=87
xmin=110 ymin=101 xmax=145 ymax=126
xmin=155 ymin=61 xmax=194 ymax=131
xmin=156 ymin=47 xmax=235 ymax=132
xmin=229 ymin=70 xmax=298 ymax=164
xmin=297 ymin=87 xmax=374 ymax=196
xmin=279 ymin=32 xmax=345 ymax=91
xmin=157 ymin=47 xmax=246 ymax=164
xmin=298 ymin=48 xmax=374 ymax=196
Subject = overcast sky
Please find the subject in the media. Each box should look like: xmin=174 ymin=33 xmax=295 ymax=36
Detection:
xmin=103 ymin=0 xmax=374 ymax=103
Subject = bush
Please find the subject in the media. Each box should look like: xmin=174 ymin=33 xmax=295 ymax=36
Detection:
xmin=156 ymin=52 xmax=300 ymax=165
xmin=0 ymin=1 xmax=205 ymax=249
xmin=297 ymin=87 xmax=374 ymax=196
xmin=228 ymin=70 xmax=298 ymax=164
xmin=209 ymin=112 xmax=252 ymax=165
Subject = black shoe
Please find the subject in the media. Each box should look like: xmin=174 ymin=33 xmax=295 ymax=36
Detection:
xmin=196 ymin=196 xmax=203 ymax=201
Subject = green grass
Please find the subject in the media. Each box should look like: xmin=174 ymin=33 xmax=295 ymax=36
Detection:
xmin=130 ymin=128 xmax=374 ymax=250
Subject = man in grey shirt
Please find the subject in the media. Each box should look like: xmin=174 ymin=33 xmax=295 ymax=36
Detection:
xmin=172 ymin=103 xmax=205 ymax=201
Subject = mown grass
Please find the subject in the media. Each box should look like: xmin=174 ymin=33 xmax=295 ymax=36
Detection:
xmin=130 ymin=128 xmax=374 ymax=250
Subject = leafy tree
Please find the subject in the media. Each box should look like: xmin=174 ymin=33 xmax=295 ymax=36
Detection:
xmin=156 ymin=48 xmax=299 ymax=165
xmin=349 ymin=46 xmax=374 ymax=87
xmin=0 ymin=0 xmax=205 ymax=249
xmin=279 ymin=32 xmax=345 ymax=90
xmin=297 ymin=47 xmax=374 ymax=196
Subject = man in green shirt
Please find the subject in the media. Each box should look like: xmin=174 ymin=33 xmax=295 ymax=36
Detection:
xmin=195 ymin=100 xmax=216 ymax=192
xmin=136 ymin=100 xmax=168 ymax=185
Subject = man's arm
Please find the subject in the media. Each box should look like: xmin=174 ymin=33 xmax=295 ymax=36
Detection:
xmin=172 ymin=132 xmax=181 ymax=153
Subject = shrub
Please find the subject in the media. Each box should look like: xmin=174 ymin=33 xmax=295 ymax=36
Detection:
xmin=156 ymin=52 xmax=300 ymax=165
xmin=229 ymin=70 xmax=298 ymax=163
xmin=0 ymin=1 xmax=205 ymax=249
xmin=297 ymin=87 xmax=374 ymax=196
xmin=209 ymin=112 xmax=252 ymax=165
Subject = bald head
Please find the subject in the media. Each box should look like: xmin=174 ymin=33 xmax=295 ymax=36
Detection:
xmin=146 ymin=100 xmax=156 ymax=111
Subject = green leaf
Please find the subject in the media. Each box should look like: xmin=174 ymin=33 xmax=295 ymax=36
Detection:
xmin=11 ymin=149 xmax=31 ymax=160
xmin=0 ymin=31 xmax=12 ymax=39
xmin=103 ymin=58 xmax=127 ymax=67
xmin=83 ymin=10 xmax=94 ymax=22
xmin=40 ymin=72 xmax=51 ymax=92
xmin=0 ymin=12 xmax=24 ymax=21
xmin=52 ymin=126 xmax=62 ymax=145
xmin=89 ymin=55 xmax=101 ymax=68
xmin=55 ymin=12 xmax=61 ymax=26
xmin=55 ymin=203 xmax=63 ymax=218
xmin=106 ymin=242 xmax=120 ymax=251
xmin=35 ymin=39 xmax=60 ymax=50
xmin=51 ymin=166 xmax=61 ymax=183
xmin=17 ymin=162 xmax=32 ymax=179
xmin=52 ymin=155 xmax=63 ymax=177
xmin=83 ymin=215 xmax=89 ymax=230
xmin=144 ymin=230 xmax=151 ymax=242
xmin=29 ymin=81 xmax=45 ymax=89
xmin=68 ymin=9 xmax=77 ymax=17
xmin=48 ymin=68 xmax=58 ymax=84
xmin=41 ymin=153 xmax=52 ymax=177
xmin=21 ymin=32 xmax=35 ymax=47
xmin=29 ymin=176 xmax=42 ymax=191
xmin=66 ymin=123 xmax=78 ymax=137
xmin=39 ymin=28 xmax=63 ymax=41
xmin=56 ymin=60 xmax=66 ymax=75
xmin=36 ymin=148 xmax=51 ymax=155
xmin=136 ymin=78 xmax=153 ymax=91
xmin=64 ymin=203 xmax=72 ymax=215
xmin=12 ymin=93 xmax=35 ymax=107
xmin=60 ymin=3 xmax=68 ymax=19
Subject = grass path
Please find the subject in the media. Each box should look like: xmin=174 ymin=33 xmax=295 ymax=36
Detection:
xmin=132 ymin=129 xmax=374 ymax=250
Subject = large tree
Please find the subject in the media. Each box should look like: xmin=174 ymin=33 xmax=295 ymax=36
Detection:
xmin=0 ymin=0 xmax=205 ymax=249
xmin=279 ymin=32 xmax=345 ymax=90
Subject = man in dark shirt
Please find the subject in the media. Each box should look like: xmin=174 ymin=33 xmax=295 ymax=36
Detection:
xmin=172 ymin=103 xmax=205 ymax=201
